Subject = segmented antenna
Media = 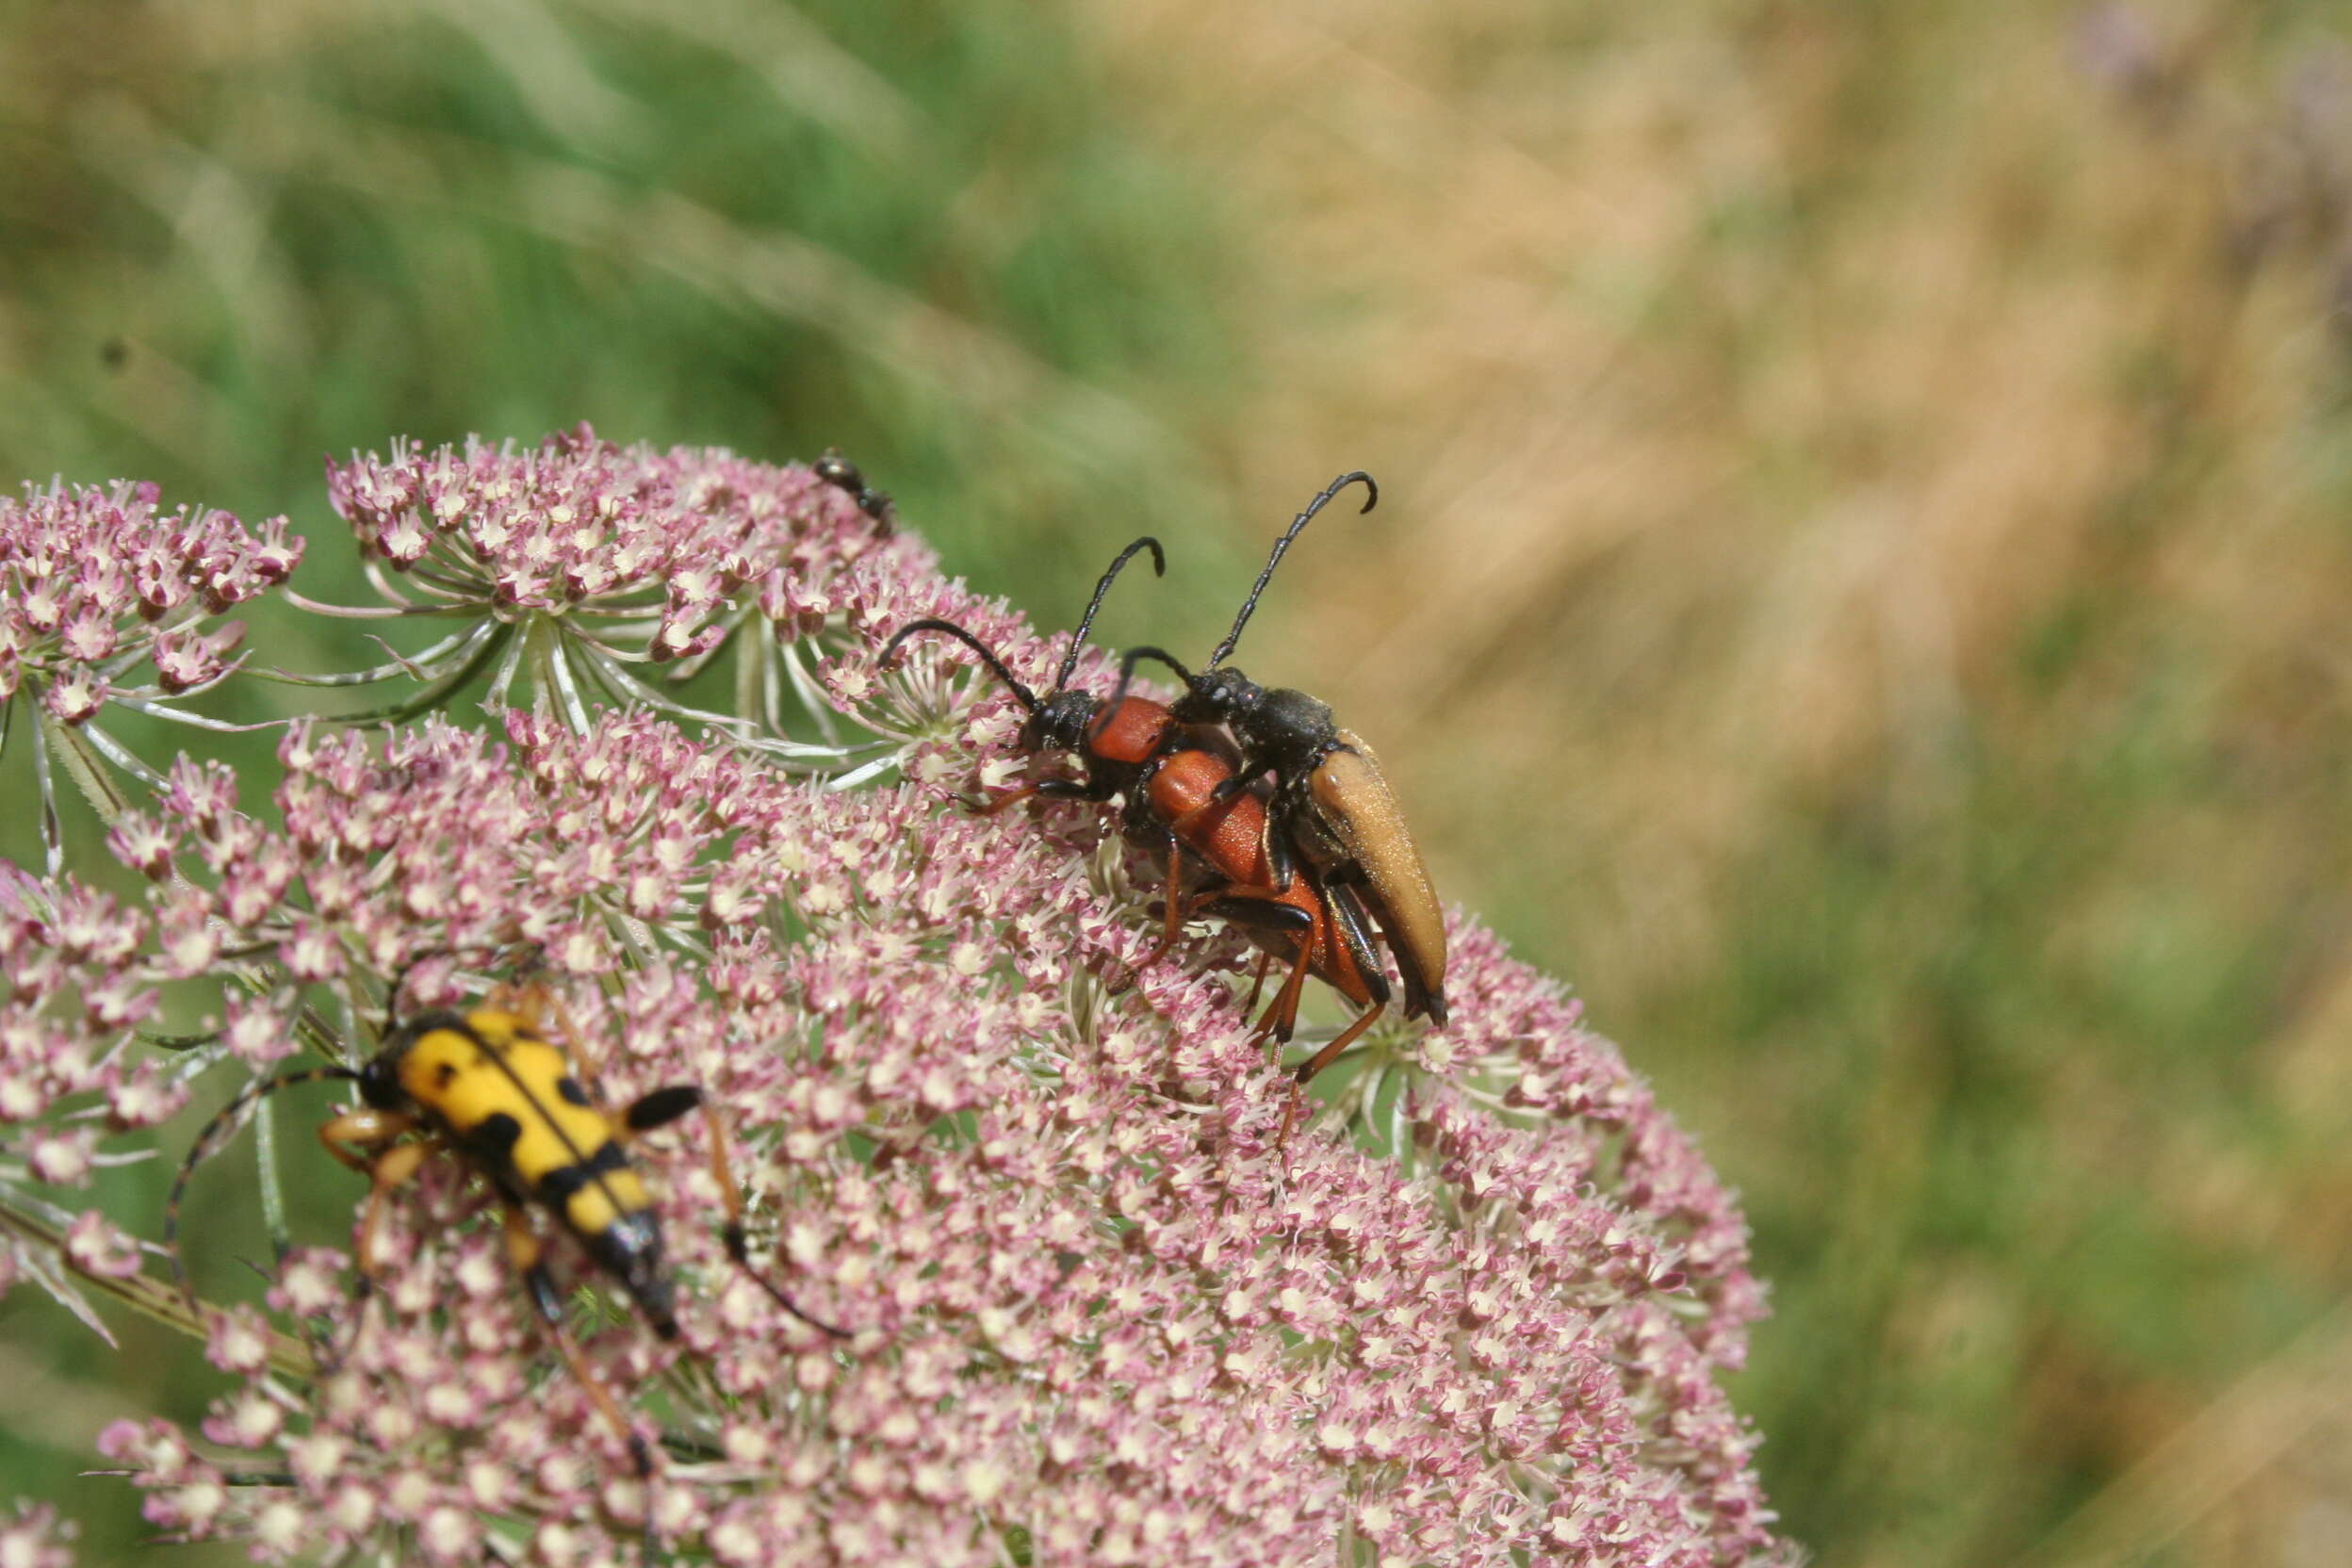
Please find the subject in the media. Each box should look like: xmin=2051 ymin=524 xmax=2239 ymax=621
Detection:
xmin=1208 ymin=471 xmax=1377 ymax=670
xmin=1054 ymin=535 xmax=1164 ymax=691
xmin=1102 ymin=644 xmax=1198 ymax=725
xmin=165 ymin=1065 xmax=365 ymax=1307
xmin=880 ymin=620 xmax=1042 ymax=712
xmin=881 ymin=533 xmax=1167 ymax=710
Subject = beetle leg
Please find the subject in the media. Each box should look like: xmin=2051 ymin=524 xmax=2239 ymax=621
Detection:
xmin=978 ymin=778 xmax=1098 ymax=816
xmin=1196 ymin=892 xmax=1315 ymax=942
xmin=1243 ymin=949 xmax=1275 ymax=1014
xmin=976 ymin=782 xmax=1044 ymax=816
xmin=316 ymin=1107 xmax=416 ymax=1175
xmin=1161 ymin=790 xmax=1241 ymax=851
xmin=1118 ymin=840 xmax=1194 ymax=986
xmin=1197 ymin=899 xmax=1314 ymax=1029
xmin=484 ymin=975 xmax=545 ymax=1032
xmin=528 ymin=983 xmax=625 ymax=1108
xmin=613 ymin=1082 xmax=847 ymax=1338
xmin=1268 ymin=772 xmax=1328 ymax=893
xmin=320 ymin=1126 xmax=432 ymax=1372
xmin=1184 ymin=904 xmax=1313 ymax=1046
xmin=1277 ymin=886 xmax=1394 ymax=1150
xmin=351 ymin=1135 xmax=433 ymax=1278
xmin=1155 ymin=839 xmax=1188 ymax=952
xmin=1322 ymin=879 xmax=1393 ymax=1012
xmin=1215 ymin=761 xmax=1299 ymax=892
xmin=690 ymin=1095 xmax=851 ymax=1341
xmin=1291 ymin=1001 xmax=1389 ymax=1087
xmin=506 ymin=1207 xmax=662 ymax=1560
xmin=1208 ymin=752 xmax=1271 ymax=805
xmin=1278 ymin=1004 xmax=1389 ymax=1151
xmin=1246 ymin=941 xmax=1317 ymax=1153
xmin=1263 ymin=818 xmax=1296 ymax=894
xmin=1258 ymin=937 xmax=1314 ymax=1047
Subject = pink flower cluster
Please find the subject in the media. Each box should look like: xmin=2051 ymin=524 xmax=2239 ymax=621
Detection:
xmin=0 ymin=1501 xmax=77 ymax=1568
xmin=104 ymin=710 xmax=786 ymax=1025
xmin=323 ymin=424 xmax=899 ymax=662
xmin=0 ymin=480 xmax=301 ymax=722
xmin=0 ymin=431 xmax=1788 ymax=1566
xmin=0 ymin=867 xmax=188 ymax=1315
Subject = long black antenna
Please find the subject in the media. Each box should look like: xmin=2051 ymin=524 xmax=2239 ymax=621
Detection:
xmin=1207 ymin=471 xmax=1377 ymax=669
xmin=1100 ymin=644 xmax=1199 ymax=731
xmin=1054 ymin=536 xmax=1164 ymax=690
xmin=884 ymin=534 xmax=1167 ymax=712
xmin=166 ymin=1065 xmax=365 ymax=1308
xmin=880 ymin=620 xmax=1040 ymax=713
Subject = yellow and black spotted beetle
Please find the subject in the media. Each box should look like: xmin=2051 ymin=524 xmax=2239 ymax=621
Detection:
xmin=165 ymin=967 xmax=847 ymax=1549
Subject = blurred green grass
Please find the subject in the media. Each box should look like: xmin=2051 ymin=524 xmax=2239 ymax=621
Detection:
xmin=8 ymin=2 xmax=2352 ymax=1564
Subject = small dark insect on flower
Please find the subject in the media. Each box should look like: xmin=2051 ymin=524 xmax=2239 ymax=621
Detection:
xmin=812 ymin=447 xmax=898 ymax=533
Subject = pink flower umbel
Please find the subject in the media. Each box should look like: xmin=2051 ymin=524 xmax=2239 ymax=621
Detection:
xmin=0 ymin=431 xmax=1790 ymax=1565
xmin=0 ymin=479 xmax=299 ymax=715
xmin=308 ymin=425 xmax=910 ymax=757
xmin=0 ymin=480 xmax=301 ymax=873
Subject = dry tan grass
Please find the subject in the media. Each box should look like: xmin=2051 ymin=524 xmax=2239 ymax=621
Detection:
xmin=1073 ymin=2 xmax=2352 ymax=1561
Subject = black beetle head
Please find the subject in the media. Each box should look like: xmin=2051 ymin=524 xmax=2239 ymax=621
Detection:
xmin=1174 ymin=666 xmax=1262 ymax=726
xmin=355 ymin=1051 xmax=411 ymax=1111
xmin=1021 ymin=688 xmax=1104 ymax=756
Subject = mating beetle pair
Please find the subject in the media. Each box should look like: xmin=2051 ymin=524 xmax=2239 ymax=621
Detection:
xmin=883 ymin=471 xmax=1447 ymax=1126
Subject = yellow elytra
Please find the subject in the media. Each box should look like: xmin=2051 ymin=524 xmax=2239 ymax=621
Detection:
xmin=164 ymin=977 xmax=851 ymax=1560
xmin=390 ymin=1005 xmax=656 ymax=1266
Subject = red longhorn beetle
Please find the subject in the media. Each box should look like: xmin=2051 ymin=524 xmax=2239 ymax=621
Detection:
xmin=1137 ymin=743 xmax=1396 ymax=1107
xmin=879 ymin=541 xmax=1393 ymax=1139
xmin=1112 ymin=471 xmax=1448 ymax=1032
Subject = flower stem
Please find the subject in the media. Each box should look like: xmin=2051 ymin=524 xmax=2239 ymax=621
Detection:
xmin=0 ymin=1205 xmax=315 ymax=1380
